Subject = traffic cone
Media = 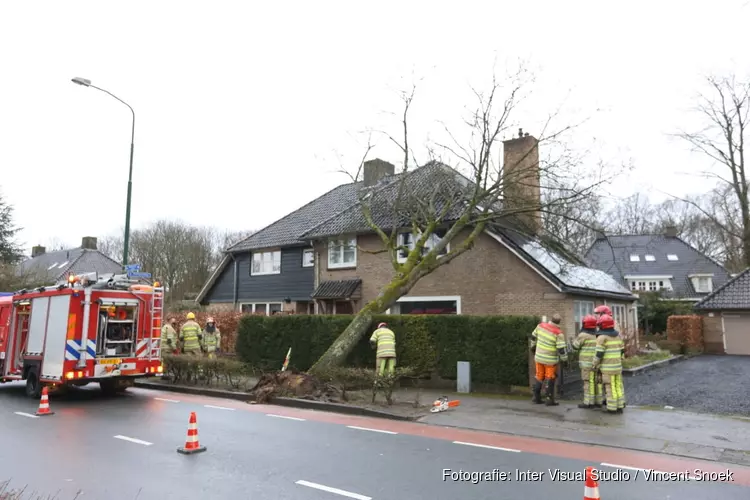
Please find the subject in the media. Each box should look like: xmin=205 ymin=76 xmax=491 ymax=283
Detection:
xmin=583 ymin=466 xmax=601 ymax=500
xmin=177 ymin=411 xmax=206 ymax=455
xmin=35 ymin=386 xmax=54 ymax=416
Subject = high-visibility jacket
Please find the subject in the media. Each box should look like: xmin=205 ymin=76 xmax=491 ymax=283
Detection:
xmin=530 ymin=322 xmax=567 ymax=366
xmin=572 ymin=329 xmax=598 ymax=369
xmin=594 ymin=329 xmax=624 ymax=374
xmin=161 ymin=324 xmax=177 ymax=349
xmin=370 ymin=327 xmax=396 ymax=358
xmin=180 ymin=320 xmax=202 ymax=352
xmin=202 ymin=328 xmax=221 ymax=353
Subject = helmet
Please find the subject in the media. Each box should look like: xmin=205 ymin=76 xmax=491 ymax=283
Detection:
xmin=207 ymin=316 xmax=215 ymax=323
xmin=582 ymin=314 xmax=598 ymax=330
xmin=377 ymin=322 xmax=387 ymax=328
xmin=597 ymin=314 xmax=615 ymax=330
xmin=169 ymin=317 xmax=176 ymax=323
xmin=186 ymin=312 xmax=196 ymax=320
xmin=594 ymin=305 xmax=612 ymax=316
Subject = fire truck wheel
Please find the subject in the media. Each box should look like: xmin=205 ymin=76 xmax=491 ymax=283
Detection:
xmin=25 ymin=369 xmax=41 ymax=399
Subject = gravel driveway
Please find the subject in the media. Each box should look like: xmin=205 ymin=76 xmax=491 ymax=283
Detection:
xmin=565 ymin=355 xmax=750 ymax=416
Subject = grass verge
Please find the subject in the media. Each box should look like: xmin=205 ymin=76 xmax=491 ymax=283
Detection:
xmin=622 ymin=350 xmax=672 ymax=369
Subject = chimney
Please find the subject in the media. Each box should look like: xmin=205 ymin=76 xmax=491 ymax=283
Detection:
xmin=31 ymin=245 xmax=46 ymax=258
xmin=503 ymin=128 xmax=541 ymax=233
xmin=81 ymin=236 xmax=98 ymax=250
xmin=363 ymin=159 xmax=395 ymax=187
xmin=664 ymin=225 xmax=678 ymax=238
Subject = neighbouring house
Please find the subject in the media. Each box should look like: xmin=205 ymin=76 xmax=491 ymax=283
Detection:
xmin=693 ymin=267 xmax=750 ymax=355
xmin=584 ymin=229 xmax=732 ymax=302
xmin=14 ymin=237 xmax=122 ymax=287
xmin=197 ymin=131 xmax=637 ymax=341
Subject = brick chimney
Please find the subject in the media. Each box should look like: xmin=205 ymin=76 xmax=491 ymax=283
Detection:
xmin=31 ymin=245 xmax=46 ymax=258
xmin=664 ymin=226 xmax=678 ymax=238
xmin=81 ymin=236 xmax=98 ymax=250
xmin=363 ymin=159 xmax=395 ymax=187
xmin=503 ymin=128 xmax=541 ymax=233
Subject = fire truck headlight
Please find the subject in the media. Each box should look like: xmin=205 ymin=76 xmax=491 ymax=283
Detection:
xmin=157 ymin=365 xmax=164 ymax=373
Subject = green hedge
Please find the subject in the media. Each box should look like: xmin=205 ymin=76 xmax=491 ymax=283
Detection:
xmin=236 ymin=314 xmax=538 ymax=386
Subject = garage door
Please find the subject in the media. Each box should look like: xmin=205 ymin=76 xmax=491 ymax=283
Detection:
xmin=723 ymin=315 xmax=750 ymax=355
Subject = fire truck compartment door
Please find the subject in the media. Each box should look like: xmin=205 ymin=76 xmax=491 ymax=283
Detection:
xmin=26 ymin=297 xmax=50 ymax=355
xmin=98 ymin=298 xmax=139 ymax=307
xmin=41 ymin=295 xmax=71 ymax=380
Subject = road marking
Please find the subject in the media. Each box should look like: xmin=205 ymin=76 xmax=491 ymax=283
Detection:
xmin=295 ymin=480 xmax=371 ymax=500
xmin=267 ymin=414 xmax=306 ymax=421
xmin=453 ymin=441 xmax=521 ymax=453
xmin=204 ymin=404 xmax=235 ymax=411
xmin=14 ymin=412 xmax=39 ymax=419
xmin=114 ymin=435 xmax=153 ymax=446
xmin=346 ymin=425 xmax=398 ymax=435
xmin=154 ymin=397 xmax=180 ymax=403
xmin=599 ymin=463 xmax=698 ymax=480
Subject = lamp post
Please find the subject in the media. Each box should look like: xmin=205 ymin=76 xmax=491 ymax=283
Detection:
xmin=71 ymin=77 xmax=135 ymax=267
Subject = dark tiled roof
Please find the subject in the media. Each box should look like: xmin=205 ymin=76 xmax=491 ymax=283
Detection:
xmin=584 ymin=234 xmax=731 ymax=300
xmin=311 ymin=279 xmax=362 ymax=299
xmin=16 ymin=248 xmax=122 ymax=285
xmin=694 ymin=267 xmax=750 ymax=310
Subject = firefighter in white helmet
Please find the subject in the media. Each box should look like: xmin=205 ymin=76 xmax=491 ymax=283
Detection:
xmin=201 ymin=317 xmax=221 ymax=359
xmin=370 ymin=322 xmax=397 ymax=377
xmin=161 ymin=317 xmax=178 ymax=354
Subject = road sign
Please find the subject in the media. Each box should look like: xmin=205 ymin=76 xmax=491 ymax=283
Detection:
xmin=125 ymin=264 xmax=141 ymax=271
xmin=128 ymin=272 xmax=151 ymax=279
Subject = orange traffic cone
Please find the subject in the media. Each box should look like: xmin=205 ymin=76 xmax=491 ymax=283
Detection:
xmin=177 ymin=411 xmax=206 ymax=454
xmin=35 ymin=386 xmax=54 ymax=416
xmin=584 ymin=466 xmax=601 ymax=500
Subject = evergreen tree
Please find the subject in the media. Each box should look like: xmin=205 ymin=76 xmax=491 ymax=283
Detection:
xmin=0 ymin=190 xmax=23 ymax=265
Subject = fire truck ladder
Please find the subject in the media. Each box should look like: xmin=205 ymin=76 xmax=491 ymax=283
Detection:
xmin=149 ymin=286 xmax=165 ymax=361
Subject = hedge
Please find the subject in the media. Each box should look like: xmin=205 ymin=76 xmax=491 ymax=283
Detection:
xmin=165 ymin=310 xmax=245 ymax=353
xmin=236 ymin=314 xmax=538 ymax=386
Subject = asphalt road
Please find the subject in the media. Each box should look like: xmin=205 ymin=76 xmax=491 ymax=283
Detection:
xmin=1 ymin=382 xmax=749 ymax=500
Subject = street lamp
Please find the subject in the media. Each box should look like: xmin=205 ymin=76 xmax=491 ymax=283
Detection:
xmin=71 ymin=76 xmax=136 ymax=267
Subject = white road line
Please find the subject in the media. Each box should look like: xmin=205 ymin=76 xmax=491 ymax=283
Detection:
xmin=266 ymin=414 xmax=306 ymax=421
xmin=295 ymin=480 xmax=371 ymax=500
xmin=14 ymin=412 xmax=39 ymax=419
xmin=154 ymin=397 xmax=180 ymax=403
xmin=346 ymin=425 xmax=398 ymax=435
xmin=453 ymin=441 xmax=521 ymax=453
xmin=204 ymin=404 xmax=235 ymax=411
xmin=114 ymin=435 xmax=153 ymax=446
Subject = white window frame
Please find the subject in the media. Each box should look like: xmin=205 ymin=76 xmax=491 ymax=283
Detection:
xmin=396 ymin=229 xmax=450 ymax=263
xmin=251 ymin=250 xmax=281 ymax=276
xmin=629 ymin=254 xmax=640 ymax=262
xmin=689 ymin=274 xmax=714 ymax=293
xmin=385 ymin=295 xmax=462 ymax=315
xmin=645 ymin=255 xmax=655 ymax=261
xmin=610 ymin=303 xmax=627 ymax=330
xmin=624 ymin=275 xmax=673 ymax=292
xmin=238 ymin=302 xmax=283 ymax=315
xmin=667 ymin=254 xmax=679 ymax=261
xmin=573 ymin=300 xmax=595 ymax=331
xmin=328 ymin=236 xmax=357 ymax=269
xmin=302 ymin=248 xmax=315 ymax=268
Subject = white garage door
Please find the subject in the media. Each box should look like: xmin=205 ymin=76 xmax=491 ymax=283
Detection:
xmin=723 ymin=315 xmax=750 ymax=355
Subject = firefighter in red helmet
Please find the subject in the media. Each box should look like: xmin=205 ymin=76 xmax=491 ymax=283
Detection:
xmin=571 ymin=314 xmax=600 ymax=409
xmin=592 ymin=314 xmax=626 ymax=414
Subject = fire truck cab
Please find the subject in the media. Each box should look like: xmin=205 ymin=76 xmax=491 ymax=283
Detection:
xmin=0 ymin=273 xmax=164 ymax=398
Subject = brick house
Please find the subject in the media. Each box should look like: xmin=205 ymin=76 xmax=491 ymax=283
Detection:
xmin=693 ymin=267 xmax=750 ymax=355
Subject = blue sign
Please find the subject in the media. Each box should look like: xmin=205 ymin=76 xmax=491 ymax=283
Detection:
xmin=128 ymin=272 xmax=152 ymax=279
xmin=125 ymin=263 xmax=141 ymax=271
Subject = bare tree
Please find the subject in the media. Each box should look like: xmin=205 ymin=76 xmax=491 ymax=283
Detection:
xmin=43 ymin=237 xmax=73 ymax=252
xmin=541 ymin=178 xmax=603 ymax=257
xmin=605 ymin=193 xmax=656 ymax=235
xmin=309 ymin=71 xmax=617 ymax=373
xmin=98 ymin=233 xmax=124 ymax=263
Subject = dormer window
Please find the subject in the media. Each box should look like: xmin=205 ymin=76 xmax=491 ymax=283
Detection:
xmin=629 ymin=254 xmax=640 ymax=262
xmin=645 ymin=255 xmax=655 ymax=261
xmin=624 ymin=275 xmax=673 ymax=293
xmin=689 ymin=274 xmax=713 ymax=293
xmin=667 ymin=254 xmax=678 ymax=261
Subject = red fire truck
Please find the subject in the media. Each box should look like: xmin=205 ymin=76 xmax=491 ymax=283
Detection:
xmin=0 ymin=273 xmax=164 ymax=398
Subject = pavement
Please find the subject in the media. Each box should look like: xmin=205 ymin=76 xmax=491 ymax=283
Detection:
xmin=2 ymin=382 xmax=750 ymax=499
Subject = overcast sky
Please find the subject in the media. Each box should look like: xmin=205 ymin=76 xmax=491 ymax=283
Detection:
xmin=1 ymin=1 xmax=748 ymax=253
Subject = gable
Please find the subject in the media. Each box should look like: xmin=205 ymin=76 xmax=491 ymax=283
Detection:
xmin=694 ymin=267 xmax=750 ymax=310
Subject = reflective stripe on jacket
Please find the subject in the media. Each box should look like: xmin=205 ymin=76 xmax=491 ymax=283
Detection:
xmin=370 ymin=327 xmax=396 ymax=358
xmin=531 ymin=322 xmax=567 ymax=366
xmin=180 ymin=321 xmax=202 ymax=352
xmin=202 ymin=329 xmax=221 ymax=353
xmin=595 ymin=329 xmax=624 ymax=373
xmin=161 ymin=324 xmax=177 ymax=347
xmin=572 ymin=330 xmax=598 ymax=369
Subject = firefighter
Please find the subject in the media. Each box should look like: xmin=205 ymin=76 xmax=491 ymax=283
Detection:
xmin=179 ymin=312 xmax=202 ymax=356
xmin=571 ymin=314 xmax=599 ymax=409
xmin=594 ymin=304 xmax=620 ymax=330
xmin=161 ymin=317 xmax=178 ymax=355
xmin=370 ymin=322 xmax=396 ymax=377
xmin=201 ymin=317 xmax=221 ymax=359
xmin=592 ymin=314 xmax=625 ymax=414
xmin=529 ymin=313 xmax=567 ymax=406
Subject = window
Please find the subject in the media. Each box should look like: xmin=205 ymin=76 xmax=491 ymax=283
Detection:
xmin=645 ymin=255 xmax=655 ymax=261
xmin=648 ymin=281 xmax=657 ymax=291
xmin=611 ymin=304 xmax=627 ymax=330
xmin=251 ymin=251 xmax=281 ymax=275
xmin=691 ymin=275 xmax=713 ymax=293
xmin=573 ymin=300 xmax=595 ymax=331
xmin=302 ymin=249 xmax=314 ymax=268
xmin=667 ymin=254 xmax=678 ymax=261
xmin=629 ymin=254 xmax=640 ymax=262
xmin=328 ymin=237 xmax=357 ymax=268
xmin=240 ymin=303 xmax=283 ymax=315
xmin=396 ymin=229 xmax=449 ymax=263
xmin=628 ymin=279 xmax=671 ymax=292
xmin=388 ymin=296 xmax=460 ymax=315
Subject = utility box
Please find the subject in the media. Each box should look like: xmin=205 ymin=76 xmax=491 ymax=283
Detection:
xmin=457 ymin=361 xmax=471 ymax=393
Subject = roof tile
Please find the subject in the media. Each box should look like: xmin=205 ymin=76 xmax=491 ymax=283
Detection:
xmin=694 ymin=267 xmax=750 ymax=309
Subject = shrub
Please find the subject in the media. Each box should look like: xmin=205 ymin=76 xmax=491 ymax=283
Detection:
xmin=236 ymin=314 xmax=538 ymax=387
xmin=656 ymin=339 xmax=683 ymax=354
xmin=162 ymin=354 xmax=257 ymax=389
xmin=666 ymin=315 xmax=704 ymax=354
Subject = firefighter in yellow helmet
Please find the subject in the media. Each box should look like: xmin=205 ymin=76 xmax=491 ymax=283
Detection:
xmin=370 ymin=322 xmax=396 ymax=376
xmin=201 ymin=316 xmax=221 ymax=359
xmin=179 ymin=312 xmax=202 ymax=356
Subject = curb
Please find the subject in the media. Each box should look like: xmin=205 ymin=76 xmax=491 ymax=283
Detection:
xmin=133 ymin=380 xmax=419 ymax=421
xmin=623 ymin=355 xmax=684 ymax=376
